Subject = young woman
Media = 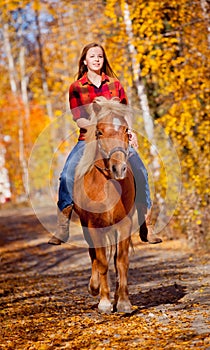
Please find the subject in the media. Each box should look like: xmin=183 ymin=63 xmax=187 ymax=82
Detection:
xmin=48 ymin=43 xmax=162 ymax=245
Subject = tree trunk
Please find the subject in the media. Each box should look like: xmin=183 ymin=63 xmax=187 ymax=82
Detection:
xmin=122 ymin=1 xmax=164 ymax=231
xmin=3 ymin=23 xmax=18 ymax=95
xmin=2 ymin=21 xmax=28 ymax=199
xmin=122 ymin=1 xmax=154 ymax=142
xmin=35 ymin=8 xmax=53 ymax=120
xmin=19 ymin=46 xmax=30 ymax=121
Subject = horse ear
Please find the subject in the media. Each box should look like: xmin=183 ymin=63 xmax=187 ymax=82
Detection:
xmin=92 ymin=100 xmax=102 ymax=114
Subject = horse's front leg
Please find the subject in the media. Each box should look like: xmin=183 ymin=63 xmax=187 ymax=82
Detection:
xmin=87 ymin=227 xmax=112 ymax=313
xmin=95 ymin=246 xmax=112 ymax=314
xmin=88 ymin=248 xmax=100 ymax=296
xmin=82 ymin=227 xmax=100 ymax=296
xmin=115 ymin=236 xmax=132 ymax=313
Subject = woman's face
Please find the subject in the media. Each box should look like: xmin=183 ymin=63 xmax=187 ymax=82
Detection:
xmin=84 ymin=46 xmax=104 ymax=73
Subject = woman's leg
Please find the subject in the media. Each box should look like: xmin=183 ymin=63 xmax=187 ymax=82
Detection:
xmin=128 ymin=147 xmax=162 ymax=244
xmin=48 ymin=141 xmax=85 ymax=245
xmin=128 ymin=147 xmax=151 ymax=210
xmin=57 ymin=141 xmax=85 ymax=211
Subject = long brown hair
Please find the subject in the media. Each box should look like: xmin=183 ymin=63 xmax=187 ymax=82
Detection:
xmin=76 ymin=43 xmax=118 ymax=80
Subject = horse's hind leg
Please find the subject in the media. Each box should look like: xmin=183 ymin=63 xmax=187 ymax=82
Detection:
xmin=88 ymin=248 xmax=100 ymax=296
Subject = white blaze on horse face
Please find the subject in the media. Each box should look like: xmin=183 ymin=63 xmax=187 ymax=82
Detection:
xmin=113 ymin=118 xmax=121 ymax=132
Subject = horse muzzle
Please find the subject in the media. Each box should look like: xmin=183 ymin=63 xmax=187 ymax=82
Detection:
xmin=109 ymin=157 xmax=128 ymax=180
xmin=98 ymin=141 xmax=129 ymax=180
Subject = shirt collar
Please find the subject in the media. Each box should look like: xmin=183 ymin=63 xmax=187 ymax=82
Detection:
xmin=80 ymin=72 xmax=110 ymax=85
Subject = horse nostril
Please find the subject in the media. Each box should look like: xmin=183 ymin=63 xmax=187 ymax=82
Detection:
xmin=112 ymin=165 xmax=117 ymax=173
xmin=122 ymin=164 xmax=127 ymax=173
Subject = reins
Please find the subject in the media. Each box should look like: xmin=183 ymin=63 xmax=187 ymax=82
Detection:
xmin=94 ymin=163 xmax=110 ymax=177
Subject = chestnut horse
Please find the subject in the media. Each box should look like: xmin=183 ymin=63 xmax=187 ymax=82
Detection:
xmin=73 ymin=97 xmax=136 ymax=313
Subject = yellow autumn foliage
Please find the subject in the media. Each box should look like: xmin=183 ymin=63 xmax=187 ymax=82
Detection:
xmin=0 ymin=0 xmax=209 ymax=244
xmin=102 ymin=0 xmax=209 ymax=244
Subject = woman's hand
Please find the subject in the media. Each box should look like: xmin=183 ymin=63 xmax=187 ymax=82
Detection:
xmin=128 ymin=130 xmax=139 ymax=149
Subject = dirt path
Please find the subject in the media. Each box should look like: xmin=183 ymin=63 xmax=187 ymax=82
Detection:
xmin=0 ymin=207 xmax=209 ymax=349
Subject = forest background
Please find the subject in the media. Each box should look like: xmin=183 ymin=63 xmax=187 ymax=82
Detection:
xmin=0 ymin=0 xmax=209 ymax=248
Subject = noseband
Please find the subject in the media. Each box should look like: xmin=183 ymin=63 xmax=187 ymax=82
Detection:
xmin=98 ymin=140 xmax=129 ymax=161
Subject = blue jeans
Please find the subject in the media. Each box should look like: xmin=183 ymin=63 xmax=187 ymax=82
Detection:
xmin=128 ymin=147 xmax=152 ymax=209
xmin=57 ymin=141 xmax=85 ymax=211
xmin=57 ymin=141 xmax=152 ymax=211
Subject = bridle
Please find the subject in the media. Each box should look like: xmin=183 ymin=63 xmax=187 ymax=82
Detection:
xmin=95 ymin=129 xmax=129 ymax=161
xmin=98 ymin=140 xmax=129 ymax=160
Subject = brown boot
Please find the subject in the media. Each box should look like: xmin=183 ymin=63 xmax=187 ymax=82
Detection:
xmin=48 ymin=205 xmax=73 ymax=245
xmin=139 ymin=208 xmax=162 ymax=244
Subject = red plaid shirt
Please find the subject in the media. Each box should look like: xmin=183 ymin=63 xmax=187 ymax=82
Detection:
xmin=69 ymin=72 xmax=128 ymax=140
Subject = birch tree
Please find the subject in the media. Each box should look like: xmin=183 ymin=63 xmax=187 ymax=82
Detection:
xmin=34 ymin=4 xmax=53 ymax=121
xmin=121 ymin=1 xmax=154 ymax=142
xmin=2 ymin=20 xmax=28 ymax=198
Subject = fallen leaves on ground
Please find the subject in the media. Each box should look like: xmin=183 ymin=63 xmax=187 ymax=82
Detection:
xmin=0 ymin=208 xmax=209 ymax=349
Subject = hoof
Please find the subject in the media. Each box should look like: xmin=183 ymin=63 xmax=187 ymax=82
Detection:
xmin=117 ymin=301 xmax=132 ymax=314
xmin=98 ymin=300 xmax=112 ymax=314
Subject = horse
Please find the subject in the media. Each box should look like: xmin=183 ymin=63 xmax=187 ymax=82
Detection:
xmin=73 ymin=96 xmax=136 ymax=313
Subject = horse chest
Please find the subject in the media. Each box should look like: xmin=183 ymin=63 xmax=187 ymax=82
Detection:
xmin=85 ymin=175 xmax=120 ymax=201
xmin=74 ymin=172 xmax=128 ymax=223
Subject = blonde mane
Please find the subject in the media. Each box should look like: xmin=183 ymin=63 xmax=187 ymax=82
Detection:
xmin=76 ymin=97 xmax=131 ymax=179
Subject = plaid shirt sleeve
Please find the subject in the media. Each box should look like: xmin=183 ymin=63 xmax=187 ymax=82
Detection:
xmin=69 ymin=82 xmax=88 ymax=121
xmin=118 ymin=81 xmax=128 ymax=105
